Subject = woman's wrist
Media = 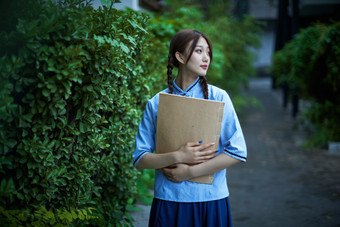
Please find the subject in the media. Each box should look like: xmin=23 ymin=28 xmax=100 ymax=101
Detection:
xmin=185 ymin=164 xmax=195 ymax=179
xmin=173 ymin=150 xmax=182 ymax=164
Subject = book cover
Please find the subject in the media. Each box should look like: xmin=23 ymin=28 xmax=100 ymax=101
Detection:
xmin=156 ymin=93 xmax=225 ymax=184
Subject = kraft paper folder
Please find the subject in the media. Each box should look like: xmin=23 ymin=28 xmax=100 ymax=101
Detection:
xmin=156 ymin=93 xmax=225 ymax=184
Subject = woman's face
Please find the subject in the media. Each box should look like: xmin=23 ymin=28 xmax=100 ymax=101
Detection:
xmin=183 ymin=37 xmax=210 ymax=77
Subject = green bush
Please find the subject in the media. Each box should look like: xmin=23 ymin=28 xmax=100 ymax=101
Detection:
xmin=0 ymin=0 xmax=154 ymax=224
xmin=272 ymin=24 xmax=326 ymax=95
xmin=272 ymin=22 xmax=340 ymax=146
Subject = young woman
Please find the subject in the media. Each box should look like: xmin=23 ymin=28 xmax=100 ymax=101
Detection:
xmin=133 ymin=29 xmax=247 ymax=227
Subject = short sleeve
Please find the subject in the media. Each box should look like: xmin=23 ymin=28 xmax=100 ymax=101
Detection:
xmin=219 ymin=91 xmax=247 ymax=162
xmin=132 ymin=100 xmax=157 ymax=168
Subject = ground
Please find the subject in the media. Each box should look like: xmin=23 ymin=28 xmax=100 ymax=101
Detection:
xmin=131 ymin=77 xmax=340 ymax=227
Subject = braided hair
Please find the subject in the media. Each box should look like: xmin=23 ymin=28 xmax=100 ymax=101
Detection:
xmin=167 ymin=55 xmax=174 ymax=94
xmin=167 ymin=29 xmax=213 ymax=99
xmin=199 ymin=76 xmax=209 ymax=99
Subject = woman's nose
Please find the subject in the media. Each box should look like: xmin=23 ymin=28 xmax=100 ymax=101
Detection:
xmin=203 ymin=55 xmax=209 ymax=62
xmin=203 ymin=54 xmax=209 ymax=62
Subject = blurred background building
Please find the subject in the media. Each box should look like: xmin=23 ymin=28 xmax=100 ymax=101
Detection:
xmin=232 ymin=0 xmax=278 ymax=77
xmin=91 ymin=0 xmax=165 ymax=11
xmin=232 ymin=0 xmax=340 ymax=76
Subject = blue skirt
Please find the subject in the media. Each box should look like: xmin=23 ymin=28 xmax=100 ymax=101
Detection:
xmin=148 ymin=197 xmax=232 ymax=227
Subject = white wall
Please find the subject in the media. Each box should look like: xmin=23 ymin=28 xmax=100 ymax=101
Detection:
xmin=248 ymin=0 xmax=278 ymax=19
xmin=249 ymin=28 xmax=276 ymax=68
xmin=248 ymin=0 xmax=278 ymax=69
xmin=91 ymin=0 xmax=145 ymax=11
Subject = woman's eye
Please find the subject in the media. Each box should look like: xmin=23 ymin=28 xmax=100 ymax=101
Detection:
xmin=195 ymin=49 xmax=202 ymax=53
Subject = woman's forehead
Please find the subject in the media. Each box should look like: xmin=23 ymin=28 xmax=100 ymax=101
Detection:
xmin=186 ymin=37 xmax=209 ymax=51
xmin=196 ymin=37 xmax=209 ymax=47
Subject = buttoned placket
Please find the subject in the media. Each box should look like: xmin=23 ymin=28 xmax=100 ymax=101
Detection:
xmin=173 ymin=77 xmax=199 ymax=97
xmin=179 ymin=91 xmax=190 ymax=97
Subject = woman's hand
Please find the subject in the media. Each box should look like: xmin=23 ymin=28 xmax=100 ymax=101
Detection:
xmin=161 ymin=153 xmax=241 ymax=183
xmin=160 ymin=164 xmax=192 ymax=183
xmin=176 ymin=141 xmax=216 ymax=164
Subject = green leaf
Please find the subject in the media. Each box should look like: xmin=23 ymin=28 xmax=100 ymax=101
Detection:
xmin=71 ymin=210 xmax=77 ymax=219
xmin=42 ymin=89 xmax=50 ymax=97
xmin=79 ymin=122 xmax=85 ymax=133
xmin=120 ymin=43 xmax=130 ymax=54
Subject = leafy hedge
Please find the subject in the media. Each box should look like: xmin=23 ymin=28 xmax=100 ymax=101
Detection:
xmin=0 ymin=0 xmax=155 ymax=225
xmin=272 ymin=22 xmax=340 ymax=146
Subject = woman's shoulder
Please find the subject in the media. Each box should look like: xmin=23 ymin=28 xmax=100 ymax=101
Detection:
xmin=208 ymin=84 xmax=229 ymax=101
xmin=146 ymin=88 xmax=169 ymax=108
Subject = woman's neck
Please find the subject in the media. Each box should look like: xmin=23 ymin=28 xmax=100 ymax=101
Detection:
xmin=175 ymin=71 xmax=198 ymax=91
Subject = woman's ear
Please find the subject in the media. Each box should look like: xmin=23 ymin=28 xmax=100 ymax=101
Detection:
xmin=175 ymin=51 xmax=186 ymax=65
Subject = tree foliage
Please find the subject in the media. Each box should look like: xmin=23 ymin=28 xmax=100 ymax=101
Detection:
xmin=272 ymin=22 xmax=340 ymax=146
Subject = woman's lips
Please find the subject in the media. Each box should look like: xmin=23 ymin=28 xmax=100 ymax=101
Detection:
xmin=201 ymin=65 xmax=208 ymax=70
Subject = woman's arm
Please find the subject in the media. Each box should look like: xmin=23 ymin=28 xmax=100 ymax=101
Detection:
xmin=161 ymin=153 xmax=241 ymax=182
xmin=136 ymin=141 xmax=216 ymax=170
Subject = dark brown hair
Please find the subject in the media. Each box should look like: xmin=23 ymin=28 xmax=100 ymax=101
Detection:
xmin=167 ymin=29 xmax=213 ymax=99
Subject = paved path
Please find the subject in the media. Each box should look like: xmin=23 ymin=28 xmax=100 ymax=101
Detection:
xmin=131 ymin=77 xmax=340 ymax=227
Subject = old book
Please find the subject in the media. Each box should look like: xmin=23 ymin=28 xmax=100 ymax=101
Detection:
xmin=156 ymin=93 xmax=225 ymax=184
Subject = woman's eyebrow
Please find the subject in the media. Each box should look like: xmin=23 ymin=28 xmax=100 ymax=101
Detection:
xmin=195 ymin=45 xmax=209 ymax=48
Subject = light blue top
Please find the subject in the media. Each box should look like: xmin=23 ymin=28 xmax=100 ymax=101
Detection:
xmin=133 ymin=77 xmax=247 ymax=202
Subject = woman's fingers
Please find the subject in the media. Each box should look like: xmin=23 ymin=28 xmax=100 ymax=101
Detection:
xmin=162 ymin=167 xmax=173 ymax=180
xmin=187 ymin=151 xmax=217 ymax=165
xmin=186 ymin=141 xmax=214 ymax=148
xmin=198 ymin=150 xmax=217 ymax=160
xmin=186 ymin=141 xmax=202 ymax=147
xmin=178 ymin=141 xmax=217 ymax=164
xmin=197 ymin=149 xmax=217 ymax=156
xmin=197 ymin=142 xmax=215 ymax=150
xmin=162 ymin=164 xmax=189 ymax=182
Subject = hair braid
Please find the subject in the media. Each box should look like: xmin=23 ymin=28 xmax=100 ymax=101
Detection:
xmin=167 ymin=55 xmax=174 ymax=94
xmin=199 ymin=76 xmax=209 ymax=99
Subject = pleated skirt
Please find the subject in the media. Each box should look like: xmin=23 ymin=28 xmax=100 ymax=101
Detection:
xmin=148 ymin=197 xmax=232 ymax=227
